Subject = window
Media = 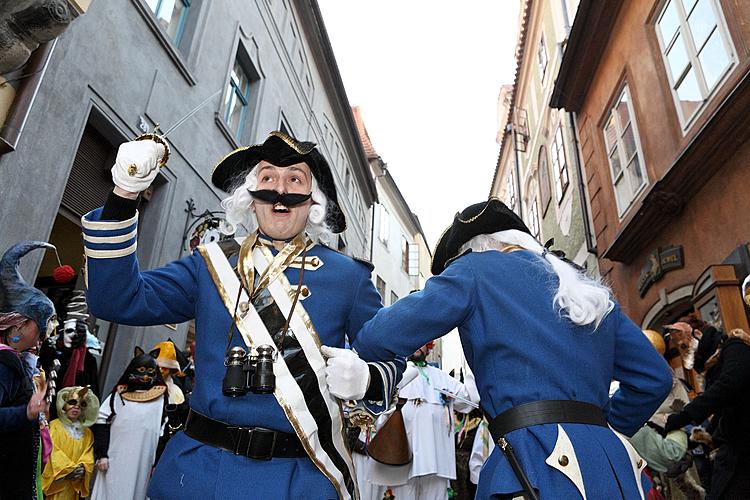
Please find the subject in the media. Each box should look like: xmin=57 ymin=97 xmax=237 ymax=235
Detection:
xmin=401 ymin=236 xmax=409 ymax=274
xmin=538 ymin=146 xmax=552 ymax=215
xmin=378 ymin=205 xmax=390 ymax=244
xmin=506 ymin=170 xmax=516 ymax=209
xmin=376 ymin=276 xmax=386 ymax=301
xmin=408 ymin=243 xmax=419 ymax=277
xmin=528 ymin=198 xmax=540 ymax=238
xmin=655 ymin=0 xmax=735 ymax=125
xmin=279 ymin=114 xmax=293 ymax=137
xmin=603 ymin=85 xmax=648 ymax=215
xmin=222 ymin=60 xmax=252 ymax=140
xmin=538 ymin=33 xmax=549 ymax=81
xmin=550 ymin=126 xmax=570 ymax=202
xmin=145 ymin=0 xmax=191 ymax=45
xmin=390 ymin=291 xmax=399 ymax=305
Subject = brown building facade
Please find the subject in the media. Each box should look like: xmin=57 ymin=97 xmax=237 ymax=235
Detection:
xmin=552 ymin=0 xmax=750 ymax=331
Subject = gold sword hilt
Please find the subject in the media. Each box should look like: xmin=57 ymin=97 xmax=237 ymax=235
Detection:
xmin=135 ymin=123 xmax=170 ymax=168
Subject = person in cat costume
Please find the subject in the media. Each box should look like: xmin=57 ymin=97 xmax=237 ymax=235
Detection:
xmin=90 ymin=347 xmax=167 ymax=500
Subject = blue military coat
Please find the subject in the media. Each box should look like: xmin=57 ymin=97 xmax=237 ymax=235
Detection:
xmin=82 ymin=208 xmax=397 ymax=499
xmin=353 ymin=250 xmax=672 ymax=499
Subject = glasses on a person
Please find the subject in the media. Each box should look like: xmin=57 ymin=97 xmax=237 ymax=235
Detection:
xmin=66 ymin=399 xmax=87 ymax=408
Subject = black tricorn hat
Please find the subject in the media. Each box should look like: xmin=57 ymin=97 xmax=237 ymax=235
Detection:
xmin=431 ymin=198 xmax=530 ymax=275
xmin=211 ymin=131 xmax=346 ymax=233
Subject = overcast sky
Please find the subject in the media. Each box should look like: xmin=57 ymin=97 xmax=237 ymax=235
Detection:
xmin=318 ymin=1 xmax=521 ymax=247
xmin=318 ymin=2 xmax=521 ymax=373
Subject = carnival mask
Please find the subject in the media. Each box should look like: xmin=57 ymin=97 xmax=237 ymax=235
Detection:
xmin=56 ymin=385 xmax=100 ymax=427
xmin=117 ymin=346 xmax=164 ymax=392
xmin=62 ymin=318 xmax=87 ymax=348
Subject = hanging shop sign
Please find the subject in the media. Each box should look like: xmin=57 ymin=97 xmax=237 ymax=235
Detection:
xmin=637 ymin=245 xmax=684 ymax=297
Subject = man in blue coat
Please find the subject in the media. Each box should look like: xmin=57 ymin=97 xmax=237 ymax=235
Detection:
xmin=349 ymin=198 xmax=672 ymax=499
xmin=83 ymin=132 xmax=402 ymax=499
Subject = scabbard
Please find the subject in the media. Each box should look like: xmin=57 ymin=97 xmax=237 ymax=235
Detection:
xmin=497 ymin=437 xmax=539 ymax=500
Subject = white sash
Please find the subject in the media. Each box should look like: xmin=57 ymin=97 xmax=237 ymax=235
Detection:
xmin=200 ymin=238 xmax=357 ymax=500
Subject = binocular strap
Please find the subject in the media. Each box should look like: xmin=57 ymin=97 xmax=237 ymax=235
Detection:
xmin=199 ymin=238 xmax=357 ymax=500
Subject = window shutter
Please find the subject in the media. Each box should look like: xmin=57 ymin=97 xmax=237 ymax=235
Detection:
xmin=408 ymin=243 xmax=419 ymax=277
xmin=61 ymin=125 xmax=115 ymax=217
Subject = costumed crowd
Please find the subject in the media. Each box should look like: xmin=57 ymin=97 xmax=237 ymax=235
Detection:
xmin=1 ymin=131 xmax=749 ymax=500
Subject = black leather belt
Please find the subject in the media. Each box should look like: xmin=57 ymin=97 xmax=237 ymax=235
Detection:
xmin=184 ymin=409 xmax=307 ymax=460
xmin=488 ymin=400 xmax=607 ymax=442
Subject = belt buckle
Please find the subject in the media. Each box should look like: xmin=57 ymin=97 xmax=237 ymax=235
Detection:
xmin=233 ymin=427 xmax=277 ymax=461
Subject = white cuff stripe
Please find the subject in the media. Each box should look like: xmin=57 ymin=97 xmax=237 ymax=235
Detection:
xmin=83 ymin=228 xmax=137 ymax=244
xmin=81 ymin=211 xmax=139 ymax=231
xmin=373 ymin=361 xmax=395 ymax=389
xmin=84 ymin=242 xmax=137 ymax=259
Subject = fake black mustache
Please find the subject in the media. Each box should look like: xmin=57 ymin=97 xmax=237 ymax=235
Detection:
xmin=248 ymin=189 xmax=312 ymax=207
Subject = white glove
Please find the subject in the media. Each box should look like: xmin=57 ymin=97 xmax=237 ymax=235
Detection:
xmin=111 ymin=140 xmax=166 ymax=193
xmin=321 ymin=346 xmax=370 ymax=400
xmin=397 ymin=362 xmax=420 ymax=389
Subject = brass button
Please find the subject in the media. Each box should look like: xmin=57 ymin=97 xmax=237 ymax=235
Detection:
xmin=301 ymin=286 xmax=310 ymax=297
xmin=637 ymin=459 xmax=643 ymax=468
xmin=558 ymin=455 xmax=569 ymax=466
xmin=128 ymin=164 xmax=138 ymax=176
xmin=238 ymin=301 xmax=249 ymax=317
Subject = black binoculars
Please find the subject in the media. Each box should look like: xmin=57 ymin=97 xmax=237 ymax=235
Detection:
xmin=222 ymin=345 xmax=276 ymax=396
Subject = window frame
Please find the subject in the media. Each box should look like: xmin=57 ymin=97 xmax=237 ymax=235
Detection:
xmin=506 ymin=170 xmax=516 ymax=209
xmin=528 ymin=197 xmax=541 ymax=239
xmin=216 ymin=39 xmax=263 ymax=147
xmin=537 ymin=32 xmax=549 ymax=82
xmin=550 ymin=125 xmax=570 ymax=203
xmin=401 ymin=235 xmax=409 ymax=274
xmin=378 ymin=204 xmax=390 ymax=246
xmin=603 ymin=84 xmax=649 ymax=217
xmin=146 ymin=0 xmax=192 ymax=46
xmin=654 ymin=0 xmax=736 ymax=130
xmin=376 ymin=276 xmax=386 ymax=301
xmin=132 ymin=0 xmax=200 ymax=85
xmin=223 ymin=60 xmax=252 ymax=140
xmin=537 ymin=145 xmax=552 ymax=216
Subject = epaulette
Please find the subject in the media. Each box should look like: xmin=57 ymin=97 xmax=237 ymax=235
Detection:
xmin=319 ymin=243 xmax=375 ymax=271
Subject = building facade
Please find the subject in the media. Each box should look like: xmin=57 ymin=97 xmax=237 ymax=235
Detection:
xmin=0 ymin=0 xmax=377 ymax=392
xmin=552 ymin=0 xmax=750 ymax=331
xmin=351 ymin=106 xmax=441 ymax=365
xmin=490 ymin=0 xmax=598 ymax=273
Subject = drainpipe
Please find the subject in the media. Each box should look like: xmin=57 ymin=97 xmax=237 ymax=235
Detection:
xmin=568 ymin=111 xmax=597 ymax=255
xmin=510 ymin=122 xmax=523 ymax=217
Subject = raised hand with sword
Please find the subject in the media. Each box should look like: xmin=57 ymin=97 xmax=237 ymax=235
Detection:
xmin=112 ymin=88 xmax=223 ymax=200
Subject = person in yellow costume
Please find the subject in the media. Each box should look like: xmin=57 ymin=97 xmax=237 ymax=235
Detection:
xmin=42 ymin=386 xmax=100 ymax=499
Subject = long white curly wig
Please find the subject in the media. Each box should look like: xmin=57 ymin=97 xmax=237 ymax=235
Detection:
xmin=459 ymin=230 xmax=614 ymax=328
xmin=220 ymin=169 xmax=333 ymax=244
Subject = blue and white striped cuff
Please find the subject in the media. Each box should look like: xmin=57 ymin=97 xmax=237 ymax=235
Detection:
xmin=366 ymin=360 xmax=399 ymax=412
xmin=81 ymin=208 xmax=138 ymax=259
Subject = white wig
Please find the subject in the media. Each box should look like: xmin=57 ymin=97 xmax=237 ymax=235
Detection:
xmin=459 ymin=230 xmax=614 ymax=329
xmin=219 ymin=168 xmax=333 ymax=244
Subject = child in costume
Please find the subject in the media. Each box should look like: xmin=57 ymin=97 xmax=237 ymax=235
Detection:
xmin=91 ymin=347 xmax=167 ymax=500
xmin=42 ymin=386 xmax=99 ymax=499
